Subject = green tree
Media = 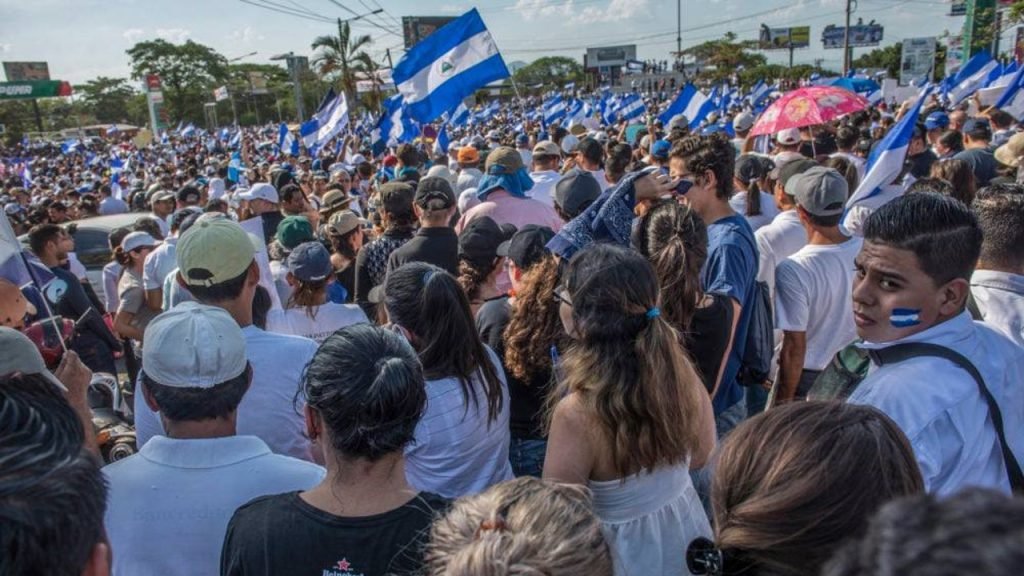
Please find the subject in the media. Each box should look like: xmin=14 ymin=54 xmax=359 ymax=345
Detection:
xmin=311 ymin=20 xmax=373 ymax=102
xmin=513 ymin=56 xmax=584 ymax=90
xmin=851 ymin=43 xmax=902 ymax=79
xmin=75 ymin=77 xmax=139 ymax=124
xmin=683 ymin=32 xmax=767 ymax=83
xmin=126 ymin=39 xmax=229 ymax=124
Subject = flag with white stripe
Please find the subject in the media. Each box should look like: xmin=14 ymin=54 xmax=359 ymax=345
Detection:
xmin=995 ymin=63 xmax=1024 ymax=120
xmin=948 ymin=52 xmax=999 ymax=105
xmin=392 ymin=8 xmax=510 ymax=123
xmin=617 ymin=94 xmax=646 ymax=122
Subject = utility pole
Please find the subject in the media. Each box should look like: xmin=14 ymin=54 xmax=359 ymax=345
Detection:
xmin=677 ymin=0 xmax=682 ymax=57
xmin=842 ymin=0 xmax=855 ymax=75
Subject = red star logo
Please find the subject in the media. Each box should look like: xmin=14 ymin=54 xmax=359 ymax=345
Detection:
xmin=335 ymin=559 xmax=351 ymax=571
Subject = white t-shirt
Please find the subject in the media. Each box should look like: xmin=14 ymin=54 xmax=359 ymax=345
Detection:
xmin=266 ymin=303 xmax=368 ymax=343
xmin=584 ymin=168 xmax=610 ymax=192
xmin=405 ymin=347 xmax=513 ymax=498
xmin=729 ymin=191 xmax=780 ymax=232
xmin=754 ymin=209 xmax=808 ymax=295
xmin=135 ymin=325 xmax=319 ymax=461
xmin=774 ymin=237 xmax=863 ymax=370
xmin=102 ymin=261 xmax=122 ymax=313
xmin=142 ymin=236 xmax=177 ymax=291
xmin=104 ymin=435 xmax=324 ymax=576
xmin=830 ymin=151 xmax=866 ymax=180
xmin=456 ymin=167 xmax=483 ymax=194
xmin=528 ymin=169 xmax=559 ymax=208
xmin=269 ymin=260 xmax=291 ymax=309
xmin=518 ymin=148 xmax=533 ymax=167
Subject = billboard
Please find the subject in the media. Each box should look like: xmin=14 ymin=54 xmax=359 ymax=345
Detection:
xmin=900 ymin=37 xmax=937 ymax=85
xmin=585 ymin=45 xmax=638 ymax=69
xmin=3 ymin=61 xmax=50 ymax=82
xmin=0 ymin=80 xmax=72 ymax=100
xmin=758 ymin=25 xmax=811 ymax=49
xmin=248 ymin=71 xmax=269 ymax=95
xmin=950 ymin=1 xmax=966 ymax=16
xmin=822 ymin=23 xmax=884 ymax=49
xmin=402 ymin=16 xmax=458 ymax=49
xmin=945 ymin=35 xmax=964 ymax=75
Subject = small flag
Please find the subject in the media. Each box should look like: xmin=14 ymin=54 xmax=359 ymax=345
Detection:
xmin=278 ymin=123 xmax=299 ymax=156
xmin=106 ymin=124 xmax=119 ymax=136
xmin=214 ymin=86 xmax=230 ymax=102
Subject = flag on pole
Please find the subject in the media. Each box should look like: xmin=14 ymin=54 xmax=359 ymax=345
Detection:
xmin=449 ymin=101 xmax=470 ymax=127
xmin=180 ymin=124 xmax=196 ymax=138
xmin=658 ymin=84 xmax=711 ymax=127
xmin=213 ymin=86 xmax=230 ymax=102
xmin=314 ymin=92 xmax=349 ymax=148
xmin=278 ymin=123 xmax=299 ymax=156
xmin=391 ymin=8 xmax=510 ymax=123
xmin=947 ymin=52 xmax=999 ymax=105
xmin=0 ymin=213 xmax=54 ymax=290
xmin=845 ymin=87 xmax=934 ymax=224
xmin=372 ymin=95 xmax=420 ymax=156
xmin=617 ymin=94 xmax=646 ymax=122
xmin=994 ymin=63 xmax=1024 ymax=120
xmin=227 ymin=150 xmax=244 ymax=184
xmin=106 ymin=124 xmax=119 ymax=136
xmin=437 ymin=124 xmax=451 ymax=154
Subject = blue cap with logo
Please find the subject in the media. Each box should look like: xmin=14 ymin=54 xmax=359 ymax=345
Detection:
xmin=651 ymin=140 xmax=671 ymax=160
xmin=924 ymin=111 xmax=950 ymax=131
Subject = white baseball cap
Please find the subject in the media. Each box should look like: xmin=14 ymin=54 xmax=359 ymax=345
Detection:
xmin=236 ymin=182 xmax=279 ymax=204
xmin=142 ymin=302 xmax=247 ymax=388
xmin=776 ymin=128 xmax=802 ymax=146
xmin=120 ymin=231 xmax=159 ymax=253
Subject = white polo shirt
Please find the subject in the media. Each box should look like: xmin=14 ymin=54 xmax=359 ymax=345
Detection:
xmin=135 ymin=325 xmax=319 ymax=461
xmin=774 ymin=237 xmax=863 ymax=370
xmin=104 ymin=435 xmax=324 ymax=576
xmin=971 ymin=269 xmax=1024 ymax=348
xmin=754 ymin=209 xmax=807 ymax=295
xmin=848 ymin=312 xmax=1024 ymax=495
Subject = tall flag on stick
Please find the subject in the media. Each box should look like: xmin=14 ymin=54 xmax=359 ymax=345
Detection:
xmin=391 ymin=9 xmax=510 ymax=122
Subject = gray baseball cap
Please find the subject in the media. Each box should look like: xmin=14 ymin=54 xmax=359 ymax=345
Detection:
xmin=785 ymin=166 xmax=849 ymax=217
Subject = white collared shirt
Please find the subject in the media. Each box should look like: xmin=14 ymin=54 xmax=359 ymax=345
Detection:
xmin=848 ymin=312 xmax=1024 ymax=495
xmin=135 ymin=325 xmax=319 ymax=461
xmin=971 ymin=269 xmax=1024 ymax=348
xmin=104 ymin=435 xmax=324 ymax=576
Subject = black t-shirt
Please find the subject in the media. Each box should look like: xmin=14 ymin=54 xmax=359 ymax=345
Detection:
xmin=386 ymin=227 xmax=459 ymax=277
xmin=335 ymin=264 xmax=356 ymax=304
xmin=907 ymin=149 xmax=937 ymax=179
xmin=684 ymin=292 xmax=735 ymax=394
xmin=221 ymin=491 xmax=449 ymax=576
xmin=953 ymin=147 xmax=999 ymax=187
xmin=476 ymin=296 xmax=553 ymax=439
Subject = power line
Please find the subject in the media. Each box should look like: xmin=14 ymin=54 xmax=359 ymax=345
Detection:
xmin=239 ymin=0 xmax=333 ymax=22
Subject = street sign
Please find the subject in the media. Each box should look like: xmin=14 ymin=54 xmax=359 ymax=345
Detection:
xmin=0 ymin=80 xmax=72 ymax=100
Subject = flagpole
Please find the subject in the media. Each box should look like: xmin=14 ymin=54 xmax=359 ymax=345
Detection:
xmin=18 ymin=251 xmax=68 ymax=354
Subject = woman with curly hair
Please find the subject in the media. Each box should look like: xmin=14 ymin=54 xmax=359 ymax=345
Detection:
xmin=456 ymin=216 xmax=512 ymax=317
xmin=544 ymin=243 xmax=715 ymax=576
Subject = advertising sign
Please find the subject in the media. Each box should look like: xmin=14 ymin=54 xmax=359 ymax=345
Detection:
xmin=248 ymin=71 xmax=269 ymax=95
xmin=145 ymin=74 xmax=162 ymax=92
xmin=584 ymin=45 xmax=638 ymax=69
xmin=945 ymin=35 xmax=964 ymax=75
xmin=822 ymin=23 xmax=884 ymax=49
xmin=0 ymin=80 xmax=72 ymax=100
xmin=402 ymin=16 xmax=458 ymax=49
xmin=2 ymin=62 xmax=50 ymax=82
xmin=900 ymin=37 xmax=937 ymax=85
xmin=950 ymin=1 xmax=966 ymax=16
xmin=758 ymin=25 xmax=811 ymax=49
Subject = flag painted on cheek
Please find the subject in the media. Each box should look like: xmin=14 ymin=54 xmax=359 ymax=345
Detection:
xmin=889 ymin=308 xmax=922 ymax=328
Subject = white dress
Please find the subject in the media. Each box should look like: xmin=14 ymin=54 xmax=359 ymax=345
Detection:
xmin=589 ymin=464 xmax=712 ymax=576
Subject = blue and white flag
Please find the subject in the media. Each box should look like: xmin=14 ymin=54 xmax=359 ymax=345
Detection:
xmin=437 ymin=124 xmax=451 ymax=154
xmin=866 ymin=88 xmax=883 ymax=105
xmin=564 ymin=81 xmax=576 ymax=91
xmin=449 ymin=101 xmax=471 ymax=127
xmin=617 ymin=94 xmax=646 ymax=122
xmin=994 ymin=63 xmax=1024 ymax=120
xmin=180 ymin=123 xmax=196 ymax=138
xmin=20 ymin=165 xmax=31 ymax=188
xmin=278 ymin=123 xmax=299 ymax=156
xmin=0 ymin=210 xmax=54 ymax=290
xmin=747 ymin=80 xmax=771 ymax=106
xmin=392 ymin=8 xmax=510 ymax=123
xmin=845 ymin=87 xmax=934 ymax=222
xmin=60 ymin=139 xmax=80 ymax=155
xmin=658 ymin=84 xmax=712 ymax=128
xmin=299 ymin=120 xmax=320 ymax=149
xmin=947 ymin=52 xmax=999 ymax=105
xmin=106 ymin=124 xmax=119 ymax=136
xmin=543 ymin=94 xmax=567 ymax=126
xmin=110 ymin=155 xmax=125 ymax=200
xmin=993 ymin=61 xmax=1019 ymax=88
xmin=229 ymin=130 xmax=241 ymax=149
xmin=372 ymin=95 xmax=420 ymax=155
xmin=227 ymin=150 xmax=244 ymax=183
xmin=314 ymin=92 xmax=349 ymax=148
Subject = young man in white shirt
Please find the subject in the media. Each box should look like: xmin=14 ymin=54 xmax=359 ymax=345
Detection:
xmin=774 ymin=167 xmax=863 ymax=402
xmin=573 ymin=137 xmax=610 ymax=191
xmin=528 ymin=141 xmax=562 ymax=208
xmin=755 ymin=157 xmax=814 ymax=295
xmin=848 ymin=193 xmax=1024 ymax=495
xmin=106 ymin=302 xmax=324 ymax=576
xmin=970 ymin=190 xmax=1024 ymax=347
xmin=142 ymin=208 xmax=197 ymax=311
xmin=133 ymin=214 xmax=319 ymax=462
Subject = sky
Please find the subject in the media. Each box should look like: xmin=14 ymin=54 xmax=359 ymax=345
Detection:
xmin=0 ymin=0 xmax=1010 ymax=85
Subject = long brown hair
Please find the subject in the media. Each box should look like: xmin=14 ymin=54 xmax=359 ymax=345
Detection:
xmin=930 ymin=158 xmax=977 ymax=205
xmin=712 ymin=401 xmax=924 ymax=576
xmin=286 ymin=277 xmax=328 ymax=320
xmin=634 ymin=201 xmax=708 ymax=332
xmin=551 ymin=244 xmax=706 ymax=476
xmin=503 ymin=255 xmax=569 ymax=383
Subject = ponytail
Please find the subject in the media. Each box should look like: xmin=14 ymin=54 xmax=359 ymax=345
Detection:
xmin=114 ymin=246 xmax=131 ymax=267
xmin=746 ymin=180 xmax=763 ymax=217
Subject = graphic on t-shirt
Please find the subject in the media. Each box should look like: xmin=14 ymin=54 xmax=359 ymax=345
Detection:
xmin=321 ymin=558 xmax=365 ymax=576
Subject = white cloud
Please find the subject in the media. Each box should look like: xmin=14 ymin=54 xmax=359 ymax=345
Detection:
xmin=122 ymin=28 xmax=145 ymax=42
xmin=514 ymin=0 xmax=575 ymax=22
xmin=0 ymin=43 xmax=11 ymax=53
xmin=228 ymin=26 xmax=265 ymax=44
xmin=155 ymin=28 xmax=191 ymax=43
xmin=439 ymin=4 xmax=468 ymax=13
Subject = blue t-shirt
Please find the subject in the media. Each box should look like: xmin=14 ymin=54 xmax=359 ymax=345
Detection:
xmin=701 ymin=214 xmax=758 ymax=415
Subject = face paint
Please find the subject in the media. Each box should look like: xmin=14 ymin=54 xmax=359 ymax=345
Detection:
xmin=890 ymin=308 xmax=922 ymax=328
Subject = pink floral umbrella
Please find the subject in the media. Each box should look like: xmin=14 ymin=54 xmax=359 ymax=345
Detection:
xmin=749 ymin=86 xmax=870 ymax=137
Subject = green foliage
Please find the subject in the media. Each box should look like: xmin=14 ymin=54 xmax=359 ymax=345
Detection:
xmin=311 ymin=21 xmax=374 ymax=103
xmin=683 ymin=32 xmax=767 ymax=79
xmin=126 ymin=39 xmax=229 ymax=123
xmin=513 ymin=57 xmax=584 ymax=90
xmin=75 ymin=77 xmax=144 ymax=124
xmin=851 ymin=43 xmax=902 ymax=79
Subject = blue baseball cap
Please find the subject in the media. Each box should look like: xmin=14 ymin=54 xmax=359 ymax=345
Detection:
xmin=924 ymin=111 xmax=950 ymax=131
xmin=516 ymin=133 xmax=529 ymax=145
xmin=286 ymin=241 xmax=333 ymax=283
xmin=651 ymin=140 xmax=671 ymax=160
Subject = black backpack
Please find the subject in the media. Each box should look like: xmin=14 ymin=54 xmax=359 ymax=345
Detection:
xmin=735 ymin=231 xmax=774 ymax=388
xmin=809 ymin=341 xmax=1023 ymax=493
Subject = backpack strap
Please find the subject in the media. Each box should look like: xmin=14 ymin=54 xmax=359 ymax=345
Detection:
xmin=870 ymin=342 xmax=1024 ymax=493
xmin=966 ymin=290 xmax=984 ymax=321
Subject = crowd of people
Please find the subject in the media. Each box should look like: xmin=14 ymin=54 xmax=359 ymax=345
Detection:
xmin=2 ymin=72 xmax=1024 ymax=576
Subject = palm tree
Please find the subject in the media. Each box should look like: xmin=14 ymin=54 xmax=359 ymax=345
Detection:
xmin=311 ymin=21 xmax=373 ymax=102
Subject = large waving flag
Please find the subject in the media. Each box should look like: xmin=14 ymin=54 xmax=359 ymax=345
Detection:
xmin=372 ymin=94 xmax=420 ymax=156
xmin=278 ymin=123 xmax=299 ymax=156
xmin=543 ymin=94 xmax=567 ymax=126
xmin=1 ymin=213 xmax=54 ymax=291
xmin=392 ymin=8 xmax=510 ymax=123
xmin=948 ymin=52 xmax=999 ymax=105
xmin=994 ymin=63 xmax=1024 ymax=120
xmin=314 ymin=92 xmax=349 ymax=148
xmin=658 ymin=84 xmax=713 ymax=129
xmin=449 ymin=101 xmax=470 ymax=127
xmin=845 ymin=87 xmax=933 ymax=223
xmin=617 ymin=94 xmax=646 ymax=122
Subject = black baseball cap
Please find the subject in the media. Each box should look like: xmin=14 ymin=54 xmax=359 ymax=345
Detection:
xmin=414 ymin=176 xmax=456 ymax=209
xmin=554 ymin=169 xmax=602 ymax=219
xmin=497 ymin=224 xmax=555 ymax=269
xmin=177 ymin=185 xmax=201 ymax=204
xmin=459 ymin=216 xmax=506 ymax=267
